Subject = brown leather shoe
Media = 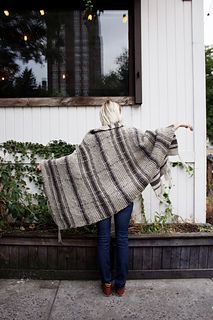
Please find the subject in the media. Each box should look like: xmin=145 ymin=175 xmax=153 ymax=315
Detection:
xmin=101 ymin=283 xmax=112 ymax=296
xmin=115 ymin=286 xmax=125 ymax=297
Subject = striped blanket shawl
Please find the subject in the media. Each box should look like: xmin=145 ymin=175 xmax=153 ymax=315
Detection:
xmin=40 ymin=123 xmax=178 ymax=242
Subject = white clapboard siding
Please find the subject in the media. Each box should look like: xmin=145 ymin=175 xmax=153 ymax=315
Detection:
xmin=192 ymin=0 xmax=206 ymax=223
xmin=0 ymin=0 xmax=206 ymax=223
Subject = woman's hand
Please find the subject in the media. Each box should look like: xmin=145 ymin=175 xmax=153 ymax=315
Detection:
xmin=36 ymin=164 xmax=41 ymax=172
xmin=174 ymin=123 xmax=193 ymax=131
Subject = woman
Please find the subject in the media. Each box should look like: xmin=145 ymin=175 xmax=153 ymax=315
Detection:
xmin=37 ymin=100 xmax=193 ymax=297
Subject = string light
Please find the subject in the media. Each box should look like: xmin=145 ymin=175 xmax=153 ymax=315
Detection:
xmin=40 ymin=9 xmax=45 ymax=16
xmin=87 ymin=14 xmax=93 ymax=21
xmin=62 ymin=74 xmax=66 ymax=79
xmin=24 ymin=35 xmax=28 ymax=41
xmin=3 ymin=10 xmax=9 ymax=16
xmin=122 ymin=14 xmax=127 ymax=24
xmin=1 ymin=77 xmax=5 ymax=81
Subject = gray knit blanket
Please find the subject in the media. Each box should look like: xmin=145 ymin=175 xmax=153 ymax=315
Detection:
xmin=40 ymin=123 xmax=178 ymax=242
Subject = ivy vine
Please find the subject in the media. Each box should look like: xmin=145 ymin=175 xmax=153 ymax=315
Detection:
xmin=0 ymin=139 xmax=196 ymax=235
xmin=172 ymin=161 xmax=194 ymax=177
xmin=137 ymin=160 xmax=195 ymax=233
xmin=0 ymin=140 xmax=81 ymax=232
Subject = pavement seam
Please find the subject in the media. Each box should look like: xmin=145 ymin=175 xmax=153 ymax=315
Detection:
xmin=47 ymin=280 xmax=61 ymax=320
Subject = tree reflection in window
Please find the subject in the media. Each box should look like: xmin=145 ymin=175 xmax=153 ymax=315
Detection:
xmin=0 ymin=8 xmax=129 ymax=97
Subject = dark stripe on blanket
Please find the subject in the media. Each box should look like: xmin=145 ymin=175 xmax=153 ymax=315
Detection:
xmin=160 ymin=157 xmax=168 ymax=175
xmin=78 ymin=145 xmax=107 ymax=219
xmin=156 ymin=136 xmax=170 ymax=149
xmin=123 ymin=129 xmax=151 ymax=183
xmin=116 ymin=128 xmax=149 ymax=188
xmin=171 ymin=138 xmax=178 ymax=145
xmin=134 ymin=129 xmax=160 ymax=167
xmin=150 ymin=172 xmax=160 ymax=187
xmin=82 ymin=142 xmax=116 ymax=215
xmin=150 ymin=157 xmax=169 ymax=188
xmin=95 ymin=133 xmax=131 ymax=203
xmin=43 ymin=162 xmax=66 ymax=229
xmin=170 ymin=138 xmax=178 ymax=148
xmin=64 ymin=156 xmax=90 ymax=224
xmin=109 ymin=130 xmax=142 ymax=191
xmin=152 ymin=157 xmax=167 ymax=180
xmin=146 ymin=130 xmax=156 ymax=140
xmin=48 ymin=160 xmax=71 ymax=228
xmin=144 ymin=130 xmax=156 ymax=144
xmin=54 ymin=161 xmax=76 ymax=227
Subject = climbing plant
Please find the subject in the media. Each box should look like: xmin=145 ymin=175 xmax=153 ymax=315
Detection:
xmin=137 ymin=160 xmax=195 ymax=233
xmin=0 ymin=139 xmax=195 ymax=235
xmin=0 ymin=140 xmax=78 ymax=231
xmin=171 ymin=161 xmax=194 ymax=177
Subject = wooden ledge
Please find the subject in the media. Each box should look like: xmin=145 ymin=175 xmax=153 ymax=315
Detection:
xmin=0 ymin=97 xmax=136 ymax=107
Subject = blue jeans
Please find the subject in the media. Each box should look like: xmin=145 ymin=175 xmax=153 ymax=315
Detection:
xmin=97 ymin=202 xmax=133 ymax=289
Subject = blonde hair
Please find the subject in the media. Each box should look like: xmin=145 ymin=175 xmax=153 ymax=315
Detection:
xmin=99 ymin=100 xmax=122 ymax=126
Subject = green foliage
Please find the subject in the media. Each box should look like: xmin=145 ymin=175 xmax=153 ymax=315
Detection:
xmin=172 ymin=161 xmax=194 ymax=177
xmin=0 ymin=140 xmax=78 ymax=231
xmin=99 ymin=49 xmax=129 ymax=96
xmin=138 ymin=188 xmax=180 ymax=234
xmin=140 ymin=208 xmax=173 ymax=234
xmin=139 ymin=220 xmax=213 ymax=234
xmin=139 ymin=160 xmax=194 ymax=234
xmin=206 ymin=45 xmax=213 ymax=143
xmin=0 ymin=10 xmax=46 ymax=97
xmin=141 ymin=192 xmax=183 ymax=234
xmin=140 ymin=193 xmax=147 ymax=224
xmin=0 ymin=10 xmax=46 ymax=74
xmin=0 ymin=9 xmax=66 ymax=97
xmin=83 ymin=0 xmax=94 ymax=17
xmin=13 ymin=67 xmax=47 ymax=97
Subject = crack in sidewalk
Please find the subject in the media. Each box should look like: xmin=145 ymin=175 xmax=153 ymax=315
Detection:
xmin=47 ymin=280 xmax=61 ymax=320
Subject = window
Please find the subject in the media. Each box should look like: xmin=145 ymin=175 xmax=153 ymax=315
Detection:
xmin=0 ymin=0 xmax=142 ymax=105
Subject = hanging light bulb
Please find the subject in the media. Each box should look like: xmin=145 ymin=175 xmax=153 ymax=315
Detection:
xmin=122 ymin=14 xmax=127 ymax=24
xmin=88 ymin=14 xmax=93 ymax=21
xmin=1 ymin=77 xmax=5 ymax=81
xmin=4 ymin=10 xmax=9 ymax=16
xmin=40 ymin=9 xmax=45 ymax=16
xmin=24 ymin=35 xmax=28 ymax=41
xmin=62 ymin=74 xmax=66 ymax=79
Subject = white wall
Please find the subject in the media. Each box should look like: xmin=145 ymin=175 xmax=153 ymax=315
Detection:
xmin=139 ymin=0 xmax=206 ymax=224
xmin=0 ymin=0 xmax=206 ymax=223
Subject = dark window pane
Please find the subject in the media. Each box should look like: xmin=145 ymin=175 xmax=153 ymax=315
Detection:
xmin=0 ymin=9 xmax=129 ymax=97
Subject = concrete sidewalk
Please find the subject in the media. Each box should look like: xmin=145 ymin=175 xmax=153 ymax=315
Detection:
xmin=0 ymin=278 xmax=213 ymax=320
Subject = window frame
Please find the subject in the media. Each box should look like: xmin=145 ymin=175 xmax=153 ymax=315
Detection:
xmin=0 ymin=0 xmax=142 ymax=107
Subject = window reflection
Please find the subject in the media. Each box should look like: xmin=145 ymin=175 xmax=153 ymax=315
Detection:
xmin=0 ymin=9 xmax=128 ymax=97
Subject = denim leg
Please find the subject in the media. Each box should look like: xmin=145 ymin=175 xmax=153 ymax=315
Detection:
xmin=97 ymin=216 xmax=112 ymax=284
xmin=114 ymin=202 xmax=133 ymax=289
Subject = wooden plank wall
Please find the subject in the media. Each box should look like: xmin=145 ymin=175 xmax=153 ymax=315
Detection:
xmin=0 ymin=234 xmax=213 ymax=279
